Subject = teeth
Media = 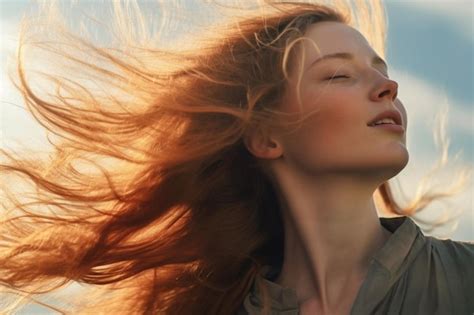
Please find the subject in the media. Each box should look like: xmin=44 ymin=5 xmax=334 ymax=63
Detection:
xmin=373 ymin=118 xmax=396 ymax=125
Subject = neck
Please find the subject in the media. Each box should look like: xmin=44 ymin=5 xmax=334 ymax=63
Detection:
xmin=270 ymin=166 xmax=393 ymax=311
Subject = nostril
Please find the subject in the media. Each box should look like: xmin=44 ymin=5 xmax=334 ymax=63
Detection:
xmin=379 ymin=89 xmax=391 ymax=98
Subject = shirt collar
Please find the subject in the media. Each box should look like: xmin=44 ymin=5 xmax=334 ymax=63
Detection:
xmin=247 ymin=216 xmax=426 ymax=311
xmin=374 ymin=216 xmax=426 ymax=275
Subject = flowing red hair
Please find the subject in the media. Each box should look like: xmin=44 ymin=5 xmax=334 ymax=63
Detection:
xmin=0 ymin=1 xmax=470 ymax=314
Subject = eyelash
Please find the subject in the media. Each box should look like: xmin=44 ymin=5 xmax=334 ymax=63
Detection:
xmin=326 ymin=75 xmax=350 ymax=80
xmin=324 ymin=69 xmax=390 ymax=81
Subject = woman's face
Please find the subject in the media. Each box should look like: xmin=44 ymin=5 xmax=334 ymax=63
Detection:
xmin=275 ymin=21 xmax=409 ymax=179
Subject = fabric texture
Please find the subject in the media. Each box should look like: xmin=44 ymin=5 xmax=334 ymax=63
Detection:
xmin=236 ymin=216 xmax=474 ymax=315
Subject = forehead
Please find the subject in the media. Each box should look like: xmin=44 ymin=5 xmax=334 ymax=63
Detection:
xmin=300 ymin=21 xmax=376 ymax=64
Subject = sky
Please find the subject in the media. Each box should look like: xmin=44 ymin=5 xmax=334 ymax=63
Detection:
xmin=1 ymin=1 xmax=473 ymax=228
xmin=0 ymin=0 xmax=472 ymax=313
xmin=0 ymin=0 xmax=472 ymax=237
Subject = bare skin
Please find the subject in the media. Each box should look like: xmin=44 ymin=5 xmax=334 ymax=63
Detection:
xmin=245 ymin=21 xmax=408 ymax=314
xmin=271 ymin=173 xmax=394 ymax=315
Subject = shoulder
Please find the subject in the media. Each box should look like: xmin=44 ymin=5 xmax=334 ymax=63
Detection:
xmin=394 ymin=236 xmax=474 ymax=313
xmin=427 ymin=237 xmax=474 ymax=266
xmin=425 ymin=237 xmax=474 ymax=289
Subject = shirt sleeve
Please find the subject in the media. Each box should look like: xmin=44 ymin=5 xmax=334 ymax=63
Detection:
xmin=438 ymin=239 xmax=474 ymax=313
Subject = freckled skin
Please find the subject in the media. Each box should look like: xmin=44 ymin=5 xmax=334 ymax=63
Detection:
xmin=277 ymin=21 xmax=409 ymax=182
xmin=243 ymin=22 xmax=410 ymax=313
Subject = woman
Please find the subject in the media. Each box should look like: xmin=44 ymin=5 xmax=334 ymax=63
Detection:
xmin=1 ymin=1 xmax=472 ymax=314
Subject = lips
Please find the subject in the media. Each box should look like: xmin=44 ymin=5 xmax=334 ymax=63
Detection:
xmin=367 ymin=110 xmax=402 ymax=127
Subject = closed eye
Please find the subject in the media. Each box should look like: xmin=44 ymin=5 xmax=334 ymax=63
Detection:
xmin=326 ymin=75 xmax=350 ymax=80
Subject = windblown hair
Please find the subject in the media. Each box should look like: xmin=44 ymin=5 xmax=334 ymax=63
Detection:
xmin=0 ymin=0 xmax=470 ymax=314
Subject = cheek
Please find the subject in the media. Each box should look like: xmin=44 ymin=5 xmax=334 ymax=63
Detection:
xmin=307 ymin=91 xmax=363 ymax=132
xmin=280 ymin=85 xmax=367 ymax=154
xmin=286 ymin=92 xmax=364 ymax=148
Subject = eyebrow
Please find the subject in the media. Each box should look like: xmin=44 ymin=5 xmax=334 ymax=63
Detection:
xmin=307 ymin=52 xmax=388 ymax=71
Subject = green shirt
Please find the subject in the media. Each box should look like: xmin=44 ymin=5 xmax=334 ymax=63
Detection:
xmin=237 ymin=216 xmax=474 ymax=314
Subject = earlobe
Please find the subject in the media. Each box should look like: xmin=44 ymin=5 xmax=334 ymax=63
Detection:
xmin=243 ymin=127 xmax=283 ymax=159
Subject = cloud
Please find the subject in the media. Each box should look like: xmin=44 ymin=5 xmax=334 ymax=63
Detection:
xmin=392 ymin=68 xmax=473 ymax=137
xmin=1 ymin=19 xmax=21 ymax=98
xmin=390 ymin=67 xmax=473 ymax=241
xmin=1 ymin=5 xmax=472 ymax=241
xmin=391 ymin=0 xmax=473 ymax=40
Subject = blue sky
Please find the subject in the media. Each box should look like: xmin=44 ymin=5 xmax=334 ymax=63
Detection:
xmin=0 ymin=1 xmax=472 ymax=313
xmin=386 ymin=1 xmax=472 ymax=161
xmin=0 ymin=1 xmax=472 ymax=236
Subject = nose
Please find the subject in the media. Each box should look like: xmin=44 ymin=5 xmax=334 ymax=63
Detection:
xmin=369 ymin=76 xmax=398 ymax=102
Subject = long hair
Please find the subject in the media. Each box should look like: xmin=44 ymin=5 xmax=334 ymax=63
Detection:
xmin=0 ymin=1 xmax=470 ymax=314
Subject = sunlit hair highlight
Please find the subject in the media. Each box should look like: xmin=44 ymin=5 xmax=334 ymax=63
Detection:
xmin=0 ymin=1 xmax=470 ymax=314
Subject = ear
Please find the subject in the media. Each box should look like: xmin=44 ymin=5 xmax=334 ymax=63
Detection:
xmin=243 ymin=126 xmax=283 ymax=159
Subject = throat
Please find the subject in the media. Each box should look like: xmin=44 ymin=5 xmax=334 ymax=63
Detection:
xmin=300 ymin=279 xmax=363 ymax=315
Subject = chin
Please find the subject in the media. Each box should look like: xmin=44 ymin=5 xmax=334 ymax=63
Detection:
xmin=383 ymin=153 xmax=410 ymax=179
xmin=362 ymin=150 xmax=409 ymax=181
xmin=384 ymin=143 xmax=409 ymax=169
